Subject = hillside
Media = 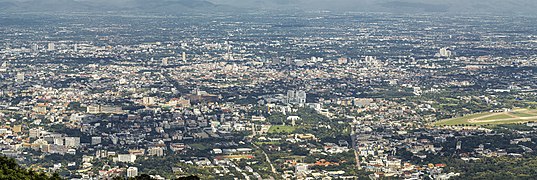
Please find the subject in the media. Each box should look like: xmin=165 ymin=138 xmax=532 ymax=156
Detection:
xmin=0 ymin=156 xmax=61 ymax=180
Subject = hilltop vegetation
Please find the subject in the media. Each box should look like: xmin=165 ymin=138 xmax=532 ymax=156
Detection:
xmin=0 ymin=156 xmax=61 ymax=180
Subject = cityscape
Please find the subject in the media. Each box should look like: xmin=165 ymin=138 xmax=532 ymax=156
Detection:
xmin=1 ymin=1 xmax=537 ymax=180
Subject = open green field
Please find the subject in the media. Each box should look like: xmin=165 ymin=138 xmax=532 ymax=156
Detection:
xmin=268 ymin=125 xmax=296 ymax=134
xmin=434 ymin=109 xmax=537 ymax=126
xmin=480 ymin=114 xmax=513 ymax=121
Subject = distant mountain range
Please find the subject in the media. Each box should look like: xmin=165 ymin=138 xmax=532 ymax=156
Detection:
xmin=0 ymin=0 xmax=221 ymax=13
xmin=212 ymin=0 xmax=537 ymax=15
xmin=0 ymin=0 xmax=536 ymax=15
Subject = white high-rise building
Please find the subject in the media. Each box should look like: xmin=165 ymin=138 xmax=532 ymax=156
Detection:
xmin=148 ymin=147 xmax=164 ymax=156
xmin=47 ymin=42 xmax=55 ymax=51
xmin=182 ymin=52 xmax=187 ymax=62
xmin=127 ymin=167 xmax=138 ymax=178
xmin=439 ymin=47 xmax=452 ymax=57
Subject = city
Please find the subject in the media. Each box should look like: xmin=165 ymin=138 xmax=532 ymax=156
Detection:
xmin=1 ymin=4 xmax=537 ymax=180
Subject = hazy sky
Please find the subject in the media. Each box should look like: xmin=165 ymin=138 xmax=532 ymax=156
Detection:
xmin=1 ymin=0 xmax=536 ymax=15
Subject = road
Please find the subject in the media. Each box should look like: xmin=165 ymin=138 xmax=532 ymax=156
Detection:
xmin=252 ymin=143 xmax=277 ymax=175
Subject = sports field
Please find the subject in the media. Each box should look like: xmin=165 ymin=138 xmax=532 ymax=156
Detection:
xmin=434 ymin=109 xmax=537 ymax=126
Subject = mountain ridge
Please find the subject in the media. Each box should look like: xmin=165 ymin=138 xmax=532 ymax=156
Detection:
xmin=0 ymin=0 xmax=536 ymax=15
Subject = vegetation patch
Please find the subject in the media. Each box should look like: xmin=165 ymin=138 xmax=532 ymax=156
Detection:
xmin=268 ymin=125 xmax=296 ymax=134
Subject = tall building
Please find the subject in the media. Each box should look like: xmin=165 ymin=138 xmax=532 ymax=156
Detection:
xmin=287 ymin=90 xmax=307 ymax=105
xmin=148 ymin=147 xmax=164 ymax=156
xmin=182 ymin=52 xmax=187 ymax=62
xmin=127 ymin=167 xmax=138 ymax=178
xmin=296 ymin=90 xmax=307 ymax=105
xmin=47 ymin=42 xmax=55 ymax=51
xmin=439 ymin=47 xmax=452 ymax=57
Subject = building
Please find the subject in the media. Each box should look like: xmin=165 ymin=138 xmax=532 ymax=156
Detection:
xmin=142 ymin=97 xmax=156 ymax=106
xmin=54 ymin=137 xmax=64 ymax=146
xmin=12 ymin=125 xmax=22 ymax=133
xmin=87 ymin=105 xmax=100 ymax=114
xmin=87 ymin=105 xmax=122 ymax=114
xmin=127 ymin=167 xmax=138 ymax=178
xmin=65 ymin=137 xmax=81 ymax=148
xmin=117 ymin=154 xmax=136 ymax=163
xmin=33 ymin=104 xmax=47 ymax=114
xmin=287 ymin=116 xmax=301 ymax=126
xmin=47 ymin=42 xmax=55 ymax=51
xmin=100 ymin=106 xmax=122 ymax=114
xmin=31 ymin=44 xmax=39 ymax=52
xmin=162 ymin=58 xmax=169 ymax=66
xmin=182 ymin=52 xmax=187 ymax=62
xmin=15 ymin=72 xmax=25 ymax=82
xmin=287 ymin=90 xmax=307 ymax=105
xmin=338 ymin=57 xmax=348 ymax=65
xmin=148 ymin=147 xmax=164 ymax=156
xmin=29 ymin=128 xmax=41 ymax=138
xmin=92 ymin=137 xmax=102 ymax=145
xmin=439 ymin=47 xmax=452 ymax=57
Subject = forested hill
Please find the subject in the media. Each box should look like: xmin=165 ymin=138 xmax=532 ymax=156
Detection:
xmin=0 ymin=156 xmax=61 ymax=180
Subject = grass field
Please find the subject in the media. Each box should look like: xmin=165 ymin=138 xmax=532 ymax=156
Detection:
xmin=434 ymin=109 xmax=537 ymax=126
xmin=480 ymin=114 xmax=513 ymax=121
xmin=268 ymin=125 xmax=296 ymax=134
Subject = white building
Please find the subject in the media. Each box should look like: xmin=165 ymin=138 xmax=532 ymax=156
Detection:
xmin=117 ymin=154 xmax=137 ymax=163
xmin=47 ymin=42 xmax=55 ymax=51
xmin=64 ymin=137 xmax=80 ymax=148
xmin=92 ymin=137 xmax=102 ymax=145
xmin=143 ymin=97 xmax=156 ymax=106
xmin=15 ymin=72 xmax=25 ymax=82
xmin=439 ymin=47 xmax=452 ymax=57
xmin=148 ymin=147 xmax=164 ymax=157
xmin=127 ymin=167 xmax=138 ymax=178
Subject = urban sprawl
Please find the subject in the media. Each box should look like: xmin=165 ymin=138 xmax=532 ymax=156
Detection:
xmin=1 ymin=12 xmax=537 ymax=179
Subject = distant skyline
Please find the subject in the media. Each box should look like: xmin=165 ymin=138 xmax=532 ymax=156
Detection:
xmin=0 ymin=0 xmax=536 ymax=15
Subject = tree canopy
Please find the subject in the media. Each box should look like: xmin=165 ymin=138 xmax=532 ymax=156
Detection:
xmin=0 ymin=156 xmax=61 ymax=180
